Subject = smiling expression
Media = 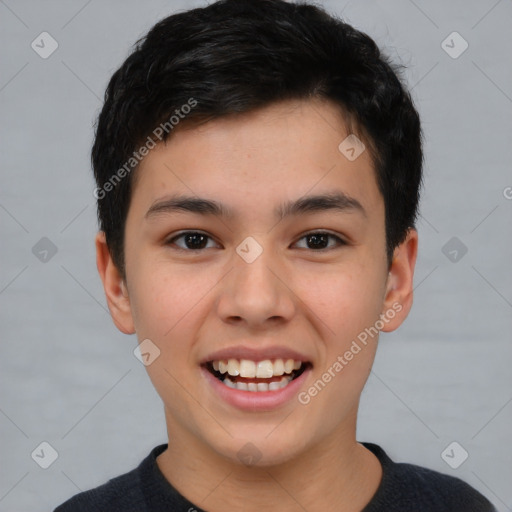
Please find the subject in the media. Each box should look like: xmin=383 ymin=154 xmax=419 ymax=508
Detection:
xmin=97 ymin=98 xmax=416 ymax=466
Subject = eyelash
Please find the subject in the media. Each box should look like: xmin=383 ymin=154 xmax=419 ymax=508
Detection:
xmin=165 ymin=230 xmax=347 ymax=252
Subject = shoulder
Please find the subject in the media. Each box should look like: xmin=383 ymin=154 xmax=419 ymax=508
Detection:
xmin=362 ymin=443 xmax=497 ymax=512
xmin=52 ymin=445 xmax=169 ymax=512
xmin=53 ymin=466 xmax=145 ymax=512
xmin=388 ymin=461 xmax=496 ymax=511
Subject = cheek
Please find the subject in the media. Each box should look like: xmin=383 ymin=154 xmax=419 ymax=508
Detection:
xmin=130 ymin=264 xmax=197 ymax=333
xmin=297 ymin=269 xmax=383 ymax=420
xmin=129 ymin=264 xmax=217 ymax=373
xmin=129 ymin=268 xmax=202 ymax=403
xmin=297 ymin=263 xmax=385 ymax=342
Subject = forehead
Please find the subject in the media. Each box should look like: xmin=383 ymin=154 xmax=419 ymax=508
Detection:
xmin=128 ymin=99 xmax=382 ymax=222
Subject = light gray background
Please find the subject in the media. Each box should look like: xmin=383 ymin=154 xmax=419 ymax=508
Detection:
xmin=1 ymin=1 xmax=511 ymax=511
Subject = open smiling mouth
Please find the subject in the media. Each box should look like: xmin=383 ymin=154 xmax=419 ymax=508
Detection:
xmin=204 ymin=359 xmax=312 ymax=392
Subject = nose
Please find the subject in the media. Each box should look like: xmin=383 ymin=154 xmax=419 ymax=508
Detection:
xmin=215 ymin=248 xmax=296 ymax=329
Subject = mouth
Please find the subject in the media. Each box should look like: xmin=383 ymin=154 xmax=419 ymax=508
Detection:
xmin=203 ymin=358 xmax=312 ymax=392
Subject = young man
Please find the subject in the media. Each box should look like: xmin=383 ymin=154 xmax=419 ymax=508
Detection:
xmin=55 ymin=0 xmax=496 ymax=510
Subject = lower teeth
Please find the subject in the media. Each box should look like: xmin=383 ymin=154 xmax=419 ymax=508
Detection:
xmin=222 ymin=375 xmax=293 ymax=392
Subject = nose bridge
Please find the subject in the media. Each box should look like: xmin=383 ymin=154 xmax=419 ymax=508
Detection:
xmin=236 ymin=245 xmax=275 ymax=291
xmin=217 ymin=240 xmax=295 ymax=325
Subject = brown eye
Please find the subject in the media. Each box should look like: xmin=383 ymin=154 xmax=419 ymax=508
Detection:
xmin=294 ymin=232 xmax=346 ymax=251
xmin=166 ymin=231 xmax=218 ymax=251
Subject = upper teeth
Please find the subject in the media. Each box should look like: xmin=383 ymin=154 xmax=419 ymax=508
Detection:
xmin=212 ymin=359 xmax=302 ymax=378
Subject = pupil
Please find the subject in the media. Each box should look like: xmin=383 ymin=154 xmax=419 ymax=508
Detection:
xmin=186 ymin=233 xmax=207 ymax=249
xmin=307 ymin=234 xmax=328 ymax=249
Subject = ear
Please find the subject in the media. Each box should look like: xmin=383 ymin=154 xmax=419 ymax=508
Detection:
xmin=380 ymin=228 xmax=418 ymax=332
xmin=95 ymin=231 xmax=135 ymax=334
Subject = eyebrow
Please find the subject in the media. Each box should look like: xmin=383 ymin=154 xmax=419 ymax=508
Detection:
xmin=145 ymin=191 xmax=366 ymax=221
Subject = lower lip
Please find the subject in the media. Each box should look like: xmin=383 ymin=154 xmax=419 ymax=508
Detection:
xmin=201 ymin=366 xmax=312 ymax=411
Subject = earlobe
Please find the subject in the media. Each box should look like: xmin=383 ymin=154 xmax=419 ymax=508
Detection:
xmin=380 ymin=229 xmax=418 ymax=333
xmin=95 ymin=231 xmax=136 ymax=335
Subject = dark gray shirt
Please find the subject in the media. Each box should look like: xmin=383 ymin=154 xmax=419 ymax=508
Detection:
xmin=54 ymin=442 xmax=497 ymax=511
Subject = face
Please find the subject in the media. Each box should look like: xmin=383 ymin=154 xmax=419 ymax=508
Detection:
xmin=97 ymin=99 xmax=417 ymax=467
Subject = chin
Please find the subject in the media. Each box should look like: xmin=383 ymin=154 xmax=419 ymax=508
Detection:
xmin=208 ymin=428 xmax=312 ymax=468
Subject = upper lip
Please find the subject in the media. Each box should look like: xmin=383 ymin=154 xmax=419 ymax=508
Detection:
xmin=201 ymin=345 xmax=311 ymax=365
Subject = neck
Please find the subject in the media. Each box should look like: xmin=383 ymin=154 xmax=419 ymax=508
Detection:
xmin=156 ymin=409 xmax=382 ymax=512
